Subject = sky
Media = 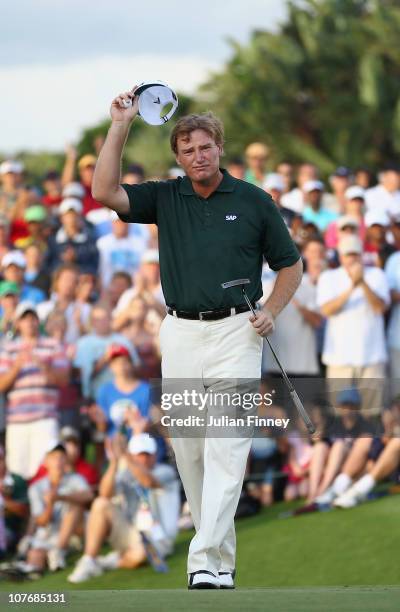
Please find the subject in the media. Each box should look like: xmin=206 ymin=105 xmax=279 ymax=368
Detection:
xmin=0 ymin=0 xmax=287 ymax=153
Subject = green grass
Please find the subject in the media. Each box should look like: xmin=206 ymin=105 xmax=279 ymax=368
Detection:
xmin=0 ymin=495 xmax=399 ymax=610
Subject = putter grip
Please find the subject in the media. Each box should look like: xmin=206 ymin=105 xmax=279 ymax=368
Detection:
xmin=290 ymin=389 xmax=316 ymax=434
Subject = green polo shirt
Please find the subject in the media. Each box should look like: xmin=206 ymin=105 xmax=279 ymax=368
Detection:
xmin=120 ymin=169 xmax=300 ymax=311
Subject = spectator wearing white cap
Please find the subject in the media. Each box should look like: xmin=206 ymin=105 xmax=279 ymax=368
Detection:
xmin=363 ymin=210 xmax=395 ymax=268
xmin=1 ymin=251 xmax=45 ymax=304
xmin=97 ymin=211 xmax=147 ymax=288
xmin=68 ymin=433 xmax=180 ymax=583
xmin=302 ymin=181 xmax=338 ymax=232
xmin=365 ymin=163 xmax=400 ymax=218
xmin=384 ymin=250 xmax=400 ymax=398
xmin=325 ymin=186 xmax=366 ymax=249
xmin=263 ymin=173 xmax=300 ymax=229
xmin=44 ymin=198 xmax=99 ymax=274
xmin=281 ymin=162 xmax=319 ymax=214
xmin=317 ymin=235 xmax=390 ymax=416
xmin=0 ymin=303 xmax=70 ymax=479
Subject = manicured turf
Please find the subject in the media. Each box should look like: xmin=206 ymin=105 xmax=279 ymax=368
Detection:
xmin=0 ymin=495 xmax=399 ymax=610
xmin=2 ymin=587 xmax=400 ymax=612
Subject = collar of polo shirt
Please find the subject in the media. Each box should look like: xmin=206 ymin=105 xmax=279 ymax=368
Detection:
xmin=178 ymin=168 xmax=236 ymax=196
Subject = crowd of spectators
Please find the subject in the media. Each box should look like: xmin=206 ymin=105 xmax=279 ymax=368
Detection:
xmin=0 ymin=142 xmax=399 ymax=581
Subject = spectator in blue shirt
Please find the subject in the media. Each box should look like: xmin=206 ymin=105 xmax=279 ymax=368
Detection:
xmin=302 ymin=181 xmax=338 ymax=232
xmin=95 ymin=345 xmax=151 ymax=438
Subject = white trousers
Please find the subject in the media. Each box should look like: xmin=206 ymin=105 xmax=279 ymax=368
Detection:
xmin=6 ymin=418 xmax=59 ymax=480
xmin=159 ymin=311 xmax=263 ymax=575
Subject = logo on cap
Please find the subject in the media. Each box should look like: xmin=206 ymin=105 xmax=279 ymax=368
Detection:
xmin=226 ymin=214 xmax=238 ymax=221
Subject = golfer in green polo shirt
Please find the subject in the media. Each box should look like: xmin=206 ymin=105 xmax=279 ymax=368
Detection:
xmin=92 ymin=88 xmax=302 ymax=590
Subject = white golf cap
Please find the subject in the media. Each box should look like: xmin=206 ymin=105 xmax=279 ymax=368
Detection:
xmin=338 ymin=235 xmax=363 ymax=255
xmin=365 ymin=210 xmax=390 ymax=227
xmin=2 ymin=250 xmax=26 ymax=269
xmin=0 ymin=160 xmax=24 ymax=175
xmin=62 ymin=182 xmax=85 ymax=199
xmin=14 ymin=300 xmax=38 ymax=321
xmin=303 ymin=180 xmax=324 ymax=193
xmin=337 ymin=215 xmax=359 ymax=230
xmin=135 ymin=81 xmax=178 ymax=126
xmin=345 ymin=185 xmax=365 ymax=200
xmin=128 ymin=433 xmax=157 ymax=455
xmin=59 ymin=197 xmax=83 ymax=215
xmin=263 ymin=173 xmax=285 ymax=192
xmin=141 ymin=249 xmax=159 ymax=264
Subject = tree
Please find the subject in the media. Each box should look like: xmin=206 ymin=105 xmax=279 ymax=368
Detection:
xmin=198 ymin=0 xmax=400 ymax=172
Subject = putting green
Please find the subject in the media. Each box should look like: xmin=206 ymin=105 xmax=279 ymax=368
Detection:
xmin=1 ymin=587 xmax=400 ymax=612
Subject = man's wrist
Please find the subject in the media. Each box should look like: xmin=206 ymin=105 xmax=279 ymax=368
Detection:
xmin=109 ymin=119 xmax=135 ymax=133
xmin=262 ymin=303 xmax=277 ymax=319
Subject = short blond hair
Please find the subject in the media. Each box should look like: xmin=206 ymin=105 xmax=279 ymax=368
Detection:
xmin=170 ymin=112 xmax=224 ymax=154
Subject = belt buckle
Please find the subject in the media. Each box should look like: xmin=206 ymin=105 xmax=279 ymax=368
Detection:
xmin=199 ymin=310 xmax=213 ymax=321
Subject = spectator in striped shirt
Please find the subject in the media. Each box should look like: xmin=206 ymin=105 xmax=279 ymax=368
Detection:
xmin=0 ymin=302 xmax=70 ymax=480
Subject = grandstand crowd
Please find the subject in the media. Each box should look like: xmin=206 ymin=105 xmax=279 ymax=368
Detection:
xmin=0 ymin=139 xmax=399 ymax=581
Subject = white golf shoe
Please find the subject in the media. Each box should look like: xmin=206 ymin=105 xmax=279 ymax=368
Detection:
xmin=188 ymin=570 xmax=220 ymax=589
xmin=47 ymin=548 xmax=66 ymax=572
xmin=333 ymin=486 xmax=366 ymax=509
xmin=219 ymin=570 xmax=236 ymax=589
xmin=315 ymin=487 xmax=336 ymax=505
xmin=67 ymin=555 xmax=103 ymax=583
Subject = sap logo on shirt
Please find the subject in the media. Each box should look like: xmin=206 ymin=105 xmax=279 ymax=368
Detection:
xmin=225 ymin=214 xmax=238 ymax=221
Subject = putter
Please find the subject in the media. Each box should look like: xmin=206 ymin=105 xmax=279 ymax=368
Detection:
xmin=221 ymin=278 xmax=316 ymax=434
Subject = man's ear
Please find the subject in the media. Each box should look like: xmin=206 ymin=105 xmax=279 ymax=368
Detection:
xmin=175 ymin=156 xmax=181 ymax=166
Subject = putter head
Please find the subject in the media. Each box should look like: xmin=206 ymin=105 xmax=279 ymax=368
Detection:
xmin=221 ymin=278 xmax=250 ymax=290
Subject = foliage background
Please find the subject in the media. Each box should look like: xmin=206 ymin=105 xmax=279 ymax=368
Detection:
xmin=4 ymin=0 xmax=400 ymax=182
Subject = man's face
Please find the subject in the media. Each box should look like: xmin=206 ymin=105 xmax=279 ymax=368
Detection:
xmin=175 ymin=129 xmax=222 ymax=183
xmin=331 ymin=175 xmax=350 ymax=194
xmin=381 ymin=170 xmax=400 ymax=192
xmin=61 ymin=210 xmax=80 ymax=233
xmin=45 ymin=450 xmax=66 ymax=480
xmin=110 ymin=355 xmax=134 ymax=378
xmin=133 ymin=452 xmax=156 ymax=469
xmin=91 ymin=307 xmax=111 ymax=336
xmin=1 ymin=294 xmax=18 ymax=313
xmin=303 ymin=241 xmax=325 ymax=263
xmin=340 ymin=252 xmax=361 ymax=270
xmin=79 ymin=165 xmax=95 ymax=187
xmin=298 ymin=164 xmax=317 ymax=187
xmin=345 ymin=198 xmax=364 ymax=216
xmin=1 ymin=171 xmax=20 ymax=190
xmin=306 ymin=189 xmax=322 ymax=208
xmin=17 ymin=312 xmax=40 ymax=337
xmin=113 ymin=219 xmax=129 ymax=238
xmin=4 ymin=264 xmax=24 ymax=284
xmin=57 ymin=269 xmax=78 ymax=298
xmin=277 ymin=163 xmax=293 ymax=189
xmin=367 ymin=223 xmax=386 ymax=242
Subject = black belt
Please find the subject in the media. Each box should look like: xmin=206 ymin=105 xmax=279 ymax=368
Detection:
xmin=166 ymin=303 xmax=257 ymax=321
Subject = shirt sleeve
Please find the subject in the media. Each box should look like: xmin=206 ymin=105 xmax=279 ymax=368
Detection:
xmin=316 ymin=271 xmax=336 ymax=308
xmin=367 ymin=268 xmax=391 ymax=304
xmin=119 ymin=182 xmax=159 ymax=224
xmin=385 ymin=254 xmax=400 ymax=291
xmin=262 ymin=194 xmax=300 ymax=270
xmin=28 ymin=483 xmax=44 ymax=517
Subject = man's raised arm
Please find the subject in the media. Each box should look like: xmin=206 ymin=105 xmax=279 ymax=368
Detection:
xmin=92 ymin=88 xmax=139 ymax=215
